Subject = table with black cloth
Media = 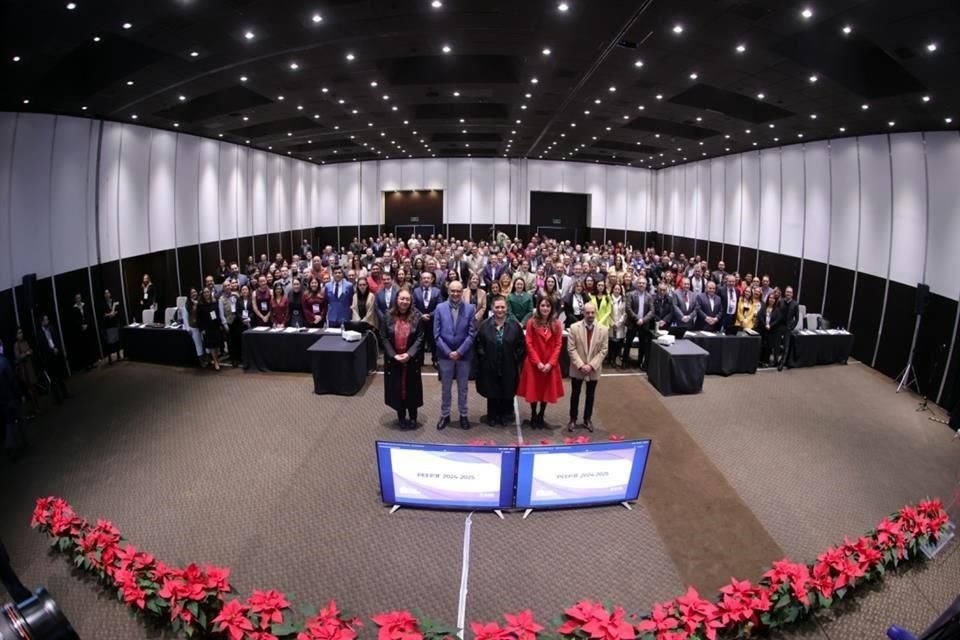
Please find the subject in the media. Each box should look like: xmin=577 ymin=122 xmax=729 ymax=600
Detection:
xmin=307 ymin=332 xmax=378 ymax=395
xmin=647 ymin=339 xmax=708 ymax=396
xmin=684 ymin=332 xmax=761 ymax=375
xmin=787 ymin=330 xmax=854 ymax=368
xmin=121 ymin=326 xmax=197 ymax=367
xmin=242 ymin=329 xmax=325 ymax=372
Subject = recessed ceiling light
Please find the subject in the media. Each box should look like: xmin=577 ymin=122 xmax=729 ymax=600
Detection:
xmin=244 ymin=31 xmax=255 ymax=40
xmin=131 ymin=114 xmax=138 ymax=119
xmin=946 ymin=117 xmax=953 ymax=124
xmin=312 ymin=13 xmax=323 ymax=23
xmin=337 ymin=98 xmax=345 ymax=104
xmin=797 ymin=133 xmax=804 ymax=138
xmin=296 ymin=104 xmax=303 ymax=110
xmin=405 ymin=120 xmax=410 ymax=125
xmin=321 ymin=87 xmax=328 ymax=93
xmin=861 ymin=104 xmax=869 ymax=110
xmin=126 ymin=80 xmax=134 ymax=86
xmin=81 ymin=105 xmax=87 ymax=110
xmin=672 ymin=24 xmax=684 ymax=34
xmin=531 ymin=77 xmax=538 ymax=84
xmin=634 ymin=60 xmax=644 ymax=68
xmin=431 ymin=0 xmax=442 ymax=7
xmin=773 ymin=137 xmax=779 ymax=142
xmin=810 ymin=114 xmax=817 ymax=119
xmin=557 ymin=2 xmax=569 ymax=12
xmin=724 ymin=134 xmax=730 ymax=139
xmin=240 ymin=75 xmax=248 ymax=82
xmin=725 ymin=147 xmax=730 ymax=152
xmin=346 ymin=52 xmax=355 ymax=61
xmin=278 ymin=95 xmax=285 ymax=101
xmin=22 ymin=99 xmax=29 ymax=104
xmin=757 ymin=92 xmax=765 ymax=99
xmin=696 ymin=116 xmax=702 ymax=121
xmin=122 ymin=22 xmax=132 ymax=29
xmin=189 ymin=51 xmax=199 ymax=57
xmin=242 ymin=116 xmax=249 ymax=121
xmin=314 ymin=114 xmax=320 ymax=119
xmin=511 ymin=130 xmax=516 ymax=134
xmin=382 ymin=94 xmax=389 ymax=100
xmin=926 ymin=42 xmax=938 ymax=52
xmin=689 ymin=72 xmax=698 ymax=80
xmin=888 ymin=121 xmax=896 ymax=127
xmin=452 ymin=90 xmax=460 ymax=96
xmin=582 ymin=109 xmax=588 ymax=114
xmin=809 ymin=74 xmax=818 ymax=83
xmin=752 ymin=142 xmax=758 ymax=146
xmin=516 ymin=119 xmax=522 ymax=124
xmin=609 ymin=85 xmax=616 ymax=92
xmin=66 ymin=2 xmax=77 ymax=9
xmin=768 ymin=123 xmax=775 ymax=128
xmin=289 ymin=62 xmax=299 ymax=70
xmin=842 ymin=25 xmax=852 ymax=35
xmin=922 ymin=95 xmax=931 ymax=103
xmin=351 ymin=109 xmax=358 ymax=114
xmin=839 ymin=127 xmax=846 ymax=132
xmin=173 ymin=122 xmax=179 ymax=127
xmin=368 ymin=122 xmax=373 ymax=126
xmin=442 ymin=44 xmax=451 ymax=54
xmin=736 ymin=44 xmax=746 ymax=53
xmin=178 ymin=95 xmax=186 ymax=101
xmin=655 ymin=94 xmax=663 ymax=100
xmin=459 ymin=118 xmax=465 ymax=123
xmin=638 ymin=105 xmax=645 ymax=110
xmin=542 ymin=47 xmax=551 ymax=56
xmin=801 ymin=7 xmax=813 ymax=19
xmin=287 ymin=132 xmax=292 ymax=136
xmin=92 ymin=36 xmax=100 ymax=42
xmin=391 ymin=105 xmax=398 ymax=111
xmin=745 ymin=129 xmax=752 ymax=133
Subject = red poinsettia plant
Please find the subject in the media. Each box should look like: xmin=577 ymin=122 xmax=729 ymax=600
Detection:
xmin=31 ymin=496 xmax=951 ymax=640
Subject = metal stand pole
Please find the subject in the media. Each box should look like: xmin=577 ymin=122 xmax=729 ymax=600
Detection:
xmin=896 ymin=314 xmax=922 ymax=394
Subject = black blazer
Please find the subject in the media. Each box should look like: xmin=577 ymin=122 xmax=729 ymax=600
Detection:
xmin=757 ymin=304 xmax=784 ymax=332
xmin=652 ymin=294 xmax=674 ymax=326
xmin=382 ymin=312 xmax=425 ymax=365
xmin=562 ymin=293 xmax=592 ymax=329
xmin=778 ymin=298 xmax=800 ymax=332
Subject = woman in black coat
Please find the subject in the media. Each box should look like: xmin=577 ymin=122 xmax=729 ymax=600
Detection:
xmin=196 ymin=287 xmax=224 ymax=371
xmin=475 ymin=295 xmax=526 ymax=426
xmin=756 ymin=290 xmax=782 ymax=368
xmin=381 ymin=288 xmax=424 ymax=428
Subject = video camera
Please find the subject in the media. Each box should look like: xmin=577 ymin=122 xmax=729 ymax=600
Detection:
xmin=0 ymin=539 xmax=78 ymax=640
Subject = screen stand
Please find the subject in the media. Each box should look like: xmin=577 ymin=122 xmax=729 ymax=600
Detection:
xmin=620 ymin=501 xmax=633 ymax=511
xmin=493 ymin=509 xmax=505 ymax=520
xmin=389 ymin=505 xmax=401 ymax=514
xmin=522 ymin=508 xmax=534 ymax=520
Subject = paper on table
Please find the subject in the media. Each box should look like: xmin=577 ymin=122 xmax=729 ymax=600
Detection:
xmin=128 ymin=322 xmax=140 ymax=328
xmin=307 ymin=328 xmax=320 ymax=334
xmin=252 ymin=326 xmax=270 ymax=332
xmin=283 ymin=327 xmax=298 ymax=333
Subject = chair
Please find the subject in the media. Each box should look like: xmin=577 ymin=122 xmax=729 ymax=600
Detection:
xmin=805 ymin=313 xmax=823 ymax=330
xmin=164 ymin=307 xmax=177 ymax=326
xmin=176 ymin=296 xmax=187 ymax=308
xmin=795 ymin=304 xmax=806 ymax=331
xmin=142 ymin=309 xmax=155 ymax=324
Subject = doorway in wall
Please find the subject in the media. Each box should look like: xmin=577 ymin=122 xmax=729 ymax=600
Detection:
xmin=384 ymin=190 xmax=443 ymax=241
xmin=529 ymin=191 xmax=589 ymax=244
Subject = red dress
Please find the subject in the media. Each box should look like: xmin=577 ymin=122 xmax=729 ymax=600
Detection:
xmin=516 ymin=319 xmax=565 ymax=403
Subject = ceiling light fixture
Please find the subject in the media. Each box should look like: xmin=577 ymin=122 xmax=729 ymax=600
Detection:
xmin=178 ymin=95 xmax=186 ymax=101
xmin=346 ymin=52 xmax=355 ymax=61
xmin=801 ymin=7 xmax=813 ymax=19
xmin=93 ymin=36 xmax=100 ymax=42
xmin=81 ymin=106 xmax=87 ymax=110
xmin=278 ymin=95 xmax=285 ymax=101
xmin=382 ymin=94 xmax=389 ymax=100
xmin=922 ymin=95 xmax=931 ymax=103
xmin=22 ymin=99 xmax=29 ymax=104
xmin=542 ymin=47 xmax=551 ymax=55
xmin=888 ymin=121 xmax=896 ymax=127
xmin=638 ymin=105 xmax=645 ymax=110
xmin=531 ymin=77 xmax=539 ymax=84
xmin=842 ymin=25 xmax=852 ymax=35
xmin=839 ymin=126 xmax=846 ymax=132
xmin=689 ymin=72 xmax=698 ymax=80
xmin=453 ymin=90 xmax=460 ymax=96
xmin=926 ymin=42 xmax=938 ymax=52
xmin=240 ymin=75 xmax=248 ymax=82
xmin=757 ymin=92 xmax=765 ymax=99
xmin=672 ymin=24 xmax=683 ymax=34
xmin=609 ymin=85 xmax=616 ymax=92
xmin=442 ymin=44 xmax=451 ymax=53
xmin=432 ymin=0 xmax=442 ymax=7
xmin=173 ymin=122 xmax=179 ymax=127
xmin=122 ymin=22 xmax=132 ymax=29
xmin=244 ymin=31 xmax=254 ymax=40
xmin=946 ymin=117 xmax=953 ymax=124
xmin=861 ymin=103 xmax=869 ymax=110
xmin=289 ymin=62 xmax=299 ymax=70
xmin=809 ymin=74 xmax=818 ymax=83
xmin=131 ymin=114 xmax=138 ymax=119
xmin=126 ymin=80 xmax=134 ymax=86
xmin=810 ymin=114 xmax=817 ymax=119
xmin=312 ymin=13 xmax=323 ymax=23
xmin=370 ymin=80 xmax=378 ymax=87
xmin=634 ymin=60 xmax=644 ymax=68
xmin=736 ymin=44 xmax=746 ymax=53
xmin=189 ymin=51 xmax=199 ymax=57
xmin=557 ymin=2 xmax=569 ymax=12
xmin=66 ymin=2 xmax=77 ymax=9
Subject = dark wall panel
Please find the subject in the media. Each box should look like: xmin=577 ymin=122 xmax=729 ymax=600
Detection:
xmin=16 ymin=277 xmax=55 ymax=343
xmin=384 ymin=190 xmax=444 ymax=230
xmin=200 ymin=241 xmax=220 ymax=281
xmin=358 ymin=225 xmax=378 ymax=244
xmin=758 ymin=251 xmax=801 ymax=290
xmin=707 ymin=242 xmax=722 ymax=270
xmin=54 ymin=268 xmax=99 ymax=371
xmin=0 ymin=289 xmax=19 ymax=349
xmin=799 ymin=260 xmax=827 ymax=314
xmin=874 ymin=281 xmax=917 ymax=379
xmin=447 ymin=224 xmax=470 ymax=242
xmin=915 ymin=294 xmax=957 ymax=406
xmin=177 ymin=245 xmax=201 ymax=297
xmin=530 ymin=191 xmax=588 ymax=244
xmin=626 ymin=230 xmax=644 ymax=250
xmin=674 ymin=236 xmax=695 ymax=258
xmin=822 ymin=266 xmax=855 ymax=328
xmin=268 ymin=233 xmax=281 ymax=259
xmin=739 ymin=248 xmax=758 ymax=280
xmin=849 ymin=272 xmax=885 ymax=363
xmin=254 ymin=234 xmax=269 ymax=261
xmin=314 ymin=227 xmax=338 ymax=253
xmin=238 ymin=236 xmax=254 ymax=268
xmin=221 ymin=238 xmax=239 ymax=266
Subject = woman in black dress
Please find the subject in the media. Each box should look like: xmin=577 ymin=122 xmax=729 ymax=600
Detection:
xmin=381 ymin=289 xmax=424 ymax=428
xmin=475 ymin=295 xmax=525 ymax=426
xmin=196 ymin=287 xmax=224 ymax=371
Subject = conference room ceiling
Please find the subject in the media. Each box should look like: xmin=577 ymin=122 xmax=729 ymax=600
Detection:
xmin=2 ymin=0 xmax=958 ymax=168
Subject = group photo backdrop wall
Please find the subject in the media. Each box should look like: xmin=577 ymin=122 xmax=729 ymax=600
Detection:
xmin=0 ymin=110 xmax=957 ymax=410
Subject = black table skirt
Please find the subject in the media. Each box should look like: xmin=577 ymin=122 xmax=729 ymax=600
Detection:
xmin=647 ymin=339 xmax=708 ymax=396
xmin=787 ymin=331 xmax=854 ymax=368
xmin=121 ymin=327 xmax=197 ymax=367
xmin=308 ymin=333 xmax=377 ymax=395
xmin=685 ymin=333 xmax=761 ymax=375
xmin=242 ymin=329 xmax=325 ymax=372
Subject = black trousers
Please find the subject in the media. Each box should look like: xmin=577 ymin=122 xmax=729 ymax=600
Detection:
xmin=624 ymin=324 xmax=651 ymax=367
xmin=569 ymin=378 xmax=598 ymax=421
xmin=228 ymin=321 xmax=244 ymax=362
xmin=772 ymin=327 xmax=789 ymax=365
xmin=422 ymin=319 xmax=436 ymax=361
xmin=486 ymin=397 xmax=514 ymax=418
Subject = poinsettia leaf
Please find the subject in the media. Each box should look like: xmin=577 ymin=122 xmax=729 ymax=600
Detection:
xmin=186 ymin=601 xmax=200 ymax=617
xmin=146 ymin=600 xmax=161 ymax=615
xmin=197 ymin=609 xmax=206 ymax=629
xmin=299 ymin=603 xmax=318 ymax=618
xmin=272 ymin=621 xmax=300 ymax=635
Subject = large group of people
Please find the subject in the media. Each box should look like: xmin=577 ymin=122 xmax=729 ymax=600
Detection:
xmin=2 ymin=231 xmax=805 ymax=457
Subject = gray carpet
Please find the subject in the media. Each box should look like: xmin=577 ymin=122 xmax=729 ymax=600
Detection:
xmin=0 ymin=359 xmax=956 ymax=640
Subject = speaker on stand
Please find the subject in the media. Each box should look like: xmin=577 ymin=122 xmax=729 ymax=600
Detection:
xmin=897 ymin=283 xmax=929 ymax=395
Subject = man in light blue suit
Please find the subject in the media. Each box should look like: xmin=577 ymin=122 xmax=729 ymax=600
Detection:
xmin=323 ymin=265 xmax=353 ymax=328
xmin=433 ymin=281 xmax=477 ymax=430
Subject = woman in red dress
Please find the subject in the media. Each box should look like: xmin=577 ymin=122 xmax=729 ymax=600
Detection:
xmin=516 ymin=296 xmax=565 ymax=427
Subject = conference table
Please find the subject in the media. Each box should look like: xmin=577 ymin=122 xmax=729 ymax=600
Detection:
xmin=242 ymin=328 xmax=326 ymax=373
xmin=646 ymin=339 xmax=709 ymax=396
xmin=683 ymin=332 xmax=761 ymax=376
xmin=121 ymin=325 xmax=198 ymax=367
xmin=787 ymin=330 xmax=854 ymax=368
xmin=307 ymin=332 xmax=378 ymax=395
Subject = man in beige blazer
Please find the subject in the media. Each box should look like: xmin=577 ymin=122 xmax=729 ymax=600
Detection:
xmin=567 ymin=302 xmax=608 ymax=432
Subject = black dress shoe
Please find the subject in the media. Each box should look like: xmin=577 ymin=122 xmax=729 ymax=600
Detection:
xmin=459 ymin=416 xmax=471 ymax=430
xmin=436 ymin=416 xmax=450 ymax=430
xmin=480 ymin=415 xmax=493 ymax=426
xmin=583 ymin=420 xmax=595 ymax=433
xmin=567 ymin=420 xmax=577 ymax=432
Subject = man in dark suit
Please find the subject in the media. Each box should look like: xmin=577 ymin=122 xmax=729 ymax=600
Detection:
xmin=36 ymin=314 xmax=68 ymax=404
xmin=696 ymin=281 xmax=723 ymax=332
xmin=776 ymin=286 xmax=800 ymax=370
xmin=711 ymin=260 xmax=728 ymax=286
xmin=481 ymin=254 xmax=505 ymax=289
xmin=624 ymin=277 xmax=654 ymax=368
xmin=69 ymin=293 xmax=98 ymax=370
xmin=433 ymin=281 xmax=477 ymax=430
xmin=413 ymin=271 xmax=442 ymax=366
xmin=448 ymin=249 xmax=471 ymax=284
xmin=323 ymin=266 xmax=353 ymax=328
xmin=652 ymin=281 xmax=674 ymax=330
xmin=719 ymin=274 xmax=740 ymax=335
xmin=672 ymin=278 xmax=697 ymax=329
xmin=374 ymin=271 xmax=399 ymax=325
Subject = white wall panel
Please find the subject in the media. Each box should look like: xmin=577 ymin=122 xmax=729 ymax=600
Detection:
xmin=218 ymin=143 xmax=239 ymax=244
xmin=471 ymin=159 xmax=495 ymax=225
xmin=379 ymin=160 xmax=402 ymax=192
xmin=740 ymin=152 xmax=760 ymax=249
xmin=174 ymin=133 xmax=200 ymax=246
xmin=337 ymin=163 xmax=361 ymax=229
xmin=665 ymin=168 xmax=679 ymax=236
xmin=360 ymin=161 xmax=380 ymax=226
xmin=493 ymin=160 xmax=511 ymax=226
xmin=606 ymin=165 xmax=628 ymax=232
xmin=447 ymin=159 xmax=471 ymax=224
xmin=398 ymin=159 xmax=423 ymax=190
xmin=690 ymin=162 xmax=707 ymax=241
xmin=291 ymin=159 xmax=306 ymax=232
xmin=924 ymin=132 xmax=960 ymax=298
xmin=11 ymin=114 xmax=54 ymax=278
xmin=98 ymin=121 xmax=123 ymax=263
xmin=279 ymin=157 xmax=294 ymax=232
xmin=803 ymin=141 xmax=831 ymax=263
xmin=50 ymin=116 xmax=94 ymax=273
xmin=708 ymin=159 xmax=724 ymax=243
xmin=422 ymin=158 xmax=447 ymax=190
xmin=828 ymin=138 xmax=859 ymax=270
xmin=539 ymin=160 xmax=564 ymax=192
xmin=197 ymin=139 xmax=220 ymax=243
xmin=116 ymin=125 xmax=151 ymax=258
xmin=857 ymin=135 xmax=893 ymax=278
xmin=780 ymin=145 xmax=805 ymax=257
xmin=305 ymin=163 xmax=319 ymax=234
xmin=250 ymin=150 xmax=267 ymax=235
xmin=889 ymin=133 xmax=927 ymax=286
xmin=147 ymin=129 xmax=176 ymax=252
xmin=626 ymin=167 xmax=647 ymax=231
xmin=724 ymin=155 xmax=741 ymax=245
xmin=584 ymin=164 xmax=606 ymax=229
xmin=317 ymin=165 xmax=337 ymax=228
xmin=264 ymin=155 xmax=279 ymax=233
xmin=0 ymin=113 xmax=17 ymax=288
xmin=683 ymin=164 xmax=698 ymax=238
xmin=564 ymin=162 xmax=586 ymax=193
xmin=758 ymin=149 xmax=781 ymax=252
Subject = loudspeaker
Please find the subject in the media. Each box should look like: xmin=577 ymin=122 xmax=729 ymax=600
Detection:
xmin=915 ymin=283 xmax=930 ymax=315
xmin=21 ymin=273 xmax=36 ymax=311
